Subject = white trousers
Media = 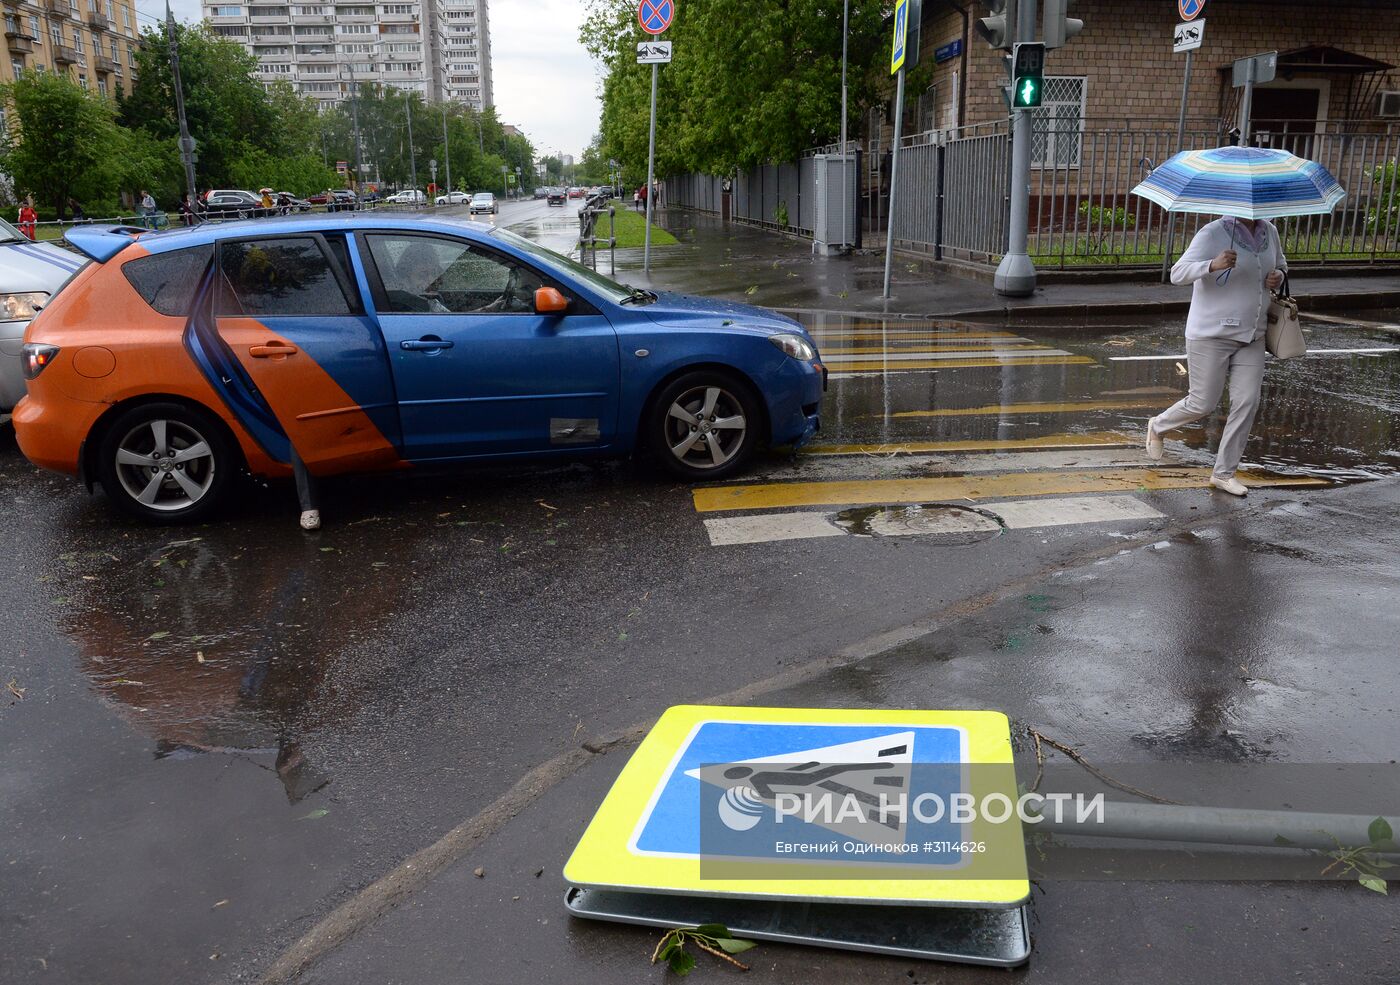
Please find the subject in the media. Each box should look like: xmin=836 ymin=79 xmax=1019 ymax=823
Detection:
xmin=1153 ymin=335 xmax=1266 ymax=479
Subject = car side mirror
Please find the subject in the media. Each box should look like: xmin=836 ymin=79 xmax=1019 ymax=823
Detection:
xmin=535 ymin=286 xmax=570 ymax=315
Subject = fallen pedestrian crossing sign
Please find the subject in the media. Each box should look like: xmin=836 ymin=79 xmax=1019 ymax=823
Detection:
xmin=565 ymin=706 xmax=1031 ymax=966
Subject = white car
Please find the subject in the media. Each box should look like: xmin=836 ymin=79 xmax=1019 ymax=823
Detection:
xmin=386 ymin=189 xmax=426 ymax=205
xmin=469 ymin=192 xmax=498 ymax=215
xmin=0 ymin=218 xmax=85 ymax=412
xmin=435 ymin=191 xmax=471 ymax=205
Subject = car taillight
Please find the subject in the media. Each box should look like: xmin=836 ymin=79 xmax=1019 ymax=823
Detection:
xmin=22 ymin=343 xmax=60 ymax=380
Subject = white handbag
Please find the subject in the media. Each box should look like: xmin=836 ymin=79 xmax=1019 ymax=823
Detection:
xmin=1266 ymin=272 xmax=1306 ymax=359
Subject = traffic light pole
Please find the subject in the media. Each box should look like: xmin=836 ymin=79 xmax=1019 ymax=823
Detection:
xmin=994 ymin=0 xmax=1037 ymax=297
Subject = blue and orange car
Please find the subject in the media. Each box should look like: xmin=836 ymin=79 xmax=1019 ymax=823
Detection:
xmin=13 ymin=214 xmax=824 ymax=523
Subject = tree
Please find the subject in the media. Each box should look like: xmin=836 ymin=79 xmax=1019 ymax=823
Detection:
xmin=0 ymin=72 xmax=124 ymax=219
xmin=582 ymin=0 xmax=887 ymax=178
xmin=120 ymin=22 xmax=278 ymax=191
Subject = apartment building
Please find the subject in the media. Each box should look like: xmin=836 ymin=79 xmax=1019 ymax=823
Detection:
xmin=2 ymin=0 xmax=143 ymax=98
xmin=204 ymin=0 xmax=491 ymax=111
xmin=427 ymin=0 xmax=489 ymax=108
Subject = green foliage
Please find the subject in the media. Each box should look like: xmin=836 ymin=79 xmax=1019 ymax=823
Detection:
xmin=650 ymin=924 xmax=756 ymax=976
xmin=583 ymin=0 xmax=887 ymax=181
xmin=1077 ymin=201 xmax=1137 ymax=254
xmin=774 ymin=201 xmax=790 ymax=227
xmin=1364 ymin=159 xmax=1397 ymax=235
xmin=0 ymin=72 xmax=124 ymax=219
xmin=229 ymin=148 xmax=340 ymax=198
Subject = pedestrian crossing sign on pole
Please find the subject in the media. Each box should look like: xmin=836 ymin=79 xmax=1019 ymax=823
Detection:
xmin=891 ymin=0 xmax=909 ymax=74
xmin=565 ymin=706 xmax=1031 ymax=966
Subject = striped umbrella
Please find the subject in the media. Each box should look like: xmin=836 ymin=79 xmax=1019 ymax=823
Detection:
xmin=1131 ymin=145 xmax=1345 ymax=220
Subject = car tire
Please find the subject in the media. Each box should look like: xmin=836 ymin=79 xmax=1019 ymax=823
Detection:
xmin=646 ymin=371 xmax=762 ymax=482
xmin=97 ymin=402 xmax=235 ymax=525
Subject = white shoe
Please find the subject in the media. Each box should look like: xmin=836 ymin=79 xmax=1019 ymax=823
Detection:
xmin=1209 ymin=476 xmax=1248 ymax=497
xmin=1145 ymin=417 xmax=1164 ymax=461
xmin=300 ymin=509 xmax=321 ymax=531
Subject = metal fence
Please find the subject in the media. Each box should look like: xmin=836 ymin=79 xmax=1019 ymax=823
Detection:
xmin=1028 ymin=120 xmax=1400 ymax=268
xmin=664 ymin=117 xmax=1400 ymax=269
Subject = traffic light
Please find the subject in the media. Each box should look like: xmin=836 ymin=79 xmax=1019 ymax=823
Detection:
xmin=975 ymin=0 xmax=1017 ymax=51
xmin=1011 ymin=42 xmax=1045 ymax=109
xmin=1042 ymin=0 xmax=1083 ymax=50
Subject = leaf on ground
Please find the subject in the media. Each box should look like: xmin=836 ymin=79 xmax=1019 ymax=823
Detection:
xmin=668 ymin=951 xmax=697 ymax=976
xmin=143 ymin=631 xmax=170 ymax=642
xmin=1358 ymin=875 xmax=1388 ymax=894
xmin=714 ymin=938 xmax=756 ymax=954
xmin=6 ymin=680 xmax=25 ymax=700
xmin=298 ymin=808 xmax=329 ymax=821
xmin=744 ymin=285 xmax=758 ymax=295
xmin=1368 ymin=817 xmax=1394 ymax=845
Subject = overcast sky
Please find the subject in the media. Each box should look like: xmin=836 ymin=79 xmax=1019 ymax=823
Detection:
xmin=139 ymin=0 xmax=604 ymax=159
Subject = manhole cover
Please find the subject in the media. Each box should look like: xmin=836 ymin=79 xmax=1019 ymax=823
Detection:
xmin=833 ymin=504 xmax=1004 ymax=544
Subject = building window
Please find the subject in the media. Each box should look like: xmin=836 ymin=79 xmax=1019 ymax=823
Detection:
xmin=30 ymin=15 xmax=41 ymax=39
xmin=214 ymin=5 xmax=242 ymax=15
xmin=122 ymin=7 xmax=129 ymax=28
xmin=11 ymin=58 xmax=23 ymax=79
xmin=1031 ymin=76 xmax=1086 ymax=169
xmin=78 ymin=72 xmax=88 ymax=88
xmin=51 ymin=24 xmax=62 ymax=46
xmin=98 ymin=77 xmax=107 ymax=96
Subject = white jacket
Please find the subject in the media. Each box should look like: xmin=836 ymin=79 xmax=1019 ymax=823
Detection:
xmin=1171 ymin=218 xmax=1287 ymax=343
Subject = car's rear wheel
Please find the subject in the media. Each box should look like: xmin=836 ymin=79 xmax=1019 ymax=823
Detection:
xmin=648 ymin=371 xmax=761 ymax=481
xmin=97 ymin=402 xmax=234 ymax=524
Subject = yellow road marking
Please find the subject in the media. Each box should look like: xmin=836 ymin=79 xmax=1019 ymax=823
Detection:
xmin=892 ymin=397 xmax=1174 ymax=419
xmin=692 ymin=468 xmax=1328 ymax=513
xmin=802 ymin=432 xmax=1135 ymax=457
xmin=820 ymin=343 xmax=1046 ymax=355
xmin=831 ymin=356 xmax=1097 ymax=372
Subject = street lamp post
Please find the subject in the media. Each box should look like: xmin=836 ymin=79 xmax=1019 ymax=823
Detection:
xmin=405 ymin=94 xmax=418 ymax=199
xmin=337 ymin=65 xmax=365 ymax=196
xmin=442 ymin=104 xmax=453 ymax=196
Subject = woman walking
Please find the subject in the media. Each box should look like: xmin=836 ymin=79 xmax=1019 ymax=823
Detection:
xmin=1146 ymin=216 xmax=1286 ymax=496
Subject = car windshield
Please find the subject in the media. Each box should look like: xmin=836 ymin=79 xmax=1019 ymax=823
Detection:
xmin=473 ymin=194 xmax=492 ymax=202
xmin=0 ymin=216 xmax=28 ymax=244
xmin=490 ymin=227 xmax=638 ymax=305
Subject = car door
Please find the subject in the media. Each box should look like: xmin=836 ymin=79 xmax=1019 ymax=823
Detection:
xmin=211 ymin=233 xmax=403 ymax=475
xmin=359 ymin=231 xmax=620 ymax=462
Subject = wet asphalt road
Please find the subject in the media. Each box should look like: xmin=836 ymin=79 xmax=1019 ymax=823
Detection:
xmin=2 ymin=202 xmax=1399 ymax=984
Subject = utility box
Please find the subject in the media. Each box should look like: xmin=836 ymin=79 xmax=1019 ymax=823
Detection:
xmin=812 ymin=153 xmax=859 ymax=255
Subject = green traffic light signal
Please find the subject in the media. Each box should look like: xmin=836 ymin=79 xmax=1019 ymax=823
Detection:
xmin=1012 ymin=75 xmax=1041 ymax=108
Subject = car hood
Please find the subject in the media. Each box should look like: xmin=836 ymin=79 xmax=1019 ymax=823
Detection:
xmin=0 ymin=239 xmax=86 ymax=297
xmin=640 ymin=290 xmax=803 ymax=335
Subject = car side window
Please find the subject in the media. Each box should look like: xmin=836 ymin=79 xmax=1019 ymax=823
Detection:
xmin=366 ymin=235 xmax=544 ymax=315
xmin=123 ymin=244 xmax=213 ymax=316
xmin=217 ymin=237 xmax=353 ymax=317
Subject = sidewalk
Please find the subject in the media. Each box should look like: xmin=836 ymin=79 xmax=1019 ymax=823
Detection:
xmin=617 ymin=209 xmax=1400 ymax=322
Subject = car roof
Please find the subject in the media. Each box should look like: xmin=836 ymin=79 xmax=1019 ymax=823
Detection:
xmin=67 ymin=213 xmax=505 ymax=262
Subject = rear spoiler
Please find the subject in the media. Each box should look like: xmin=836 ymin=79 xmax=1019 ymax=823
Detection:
xmin=64 ymin=224 xmax=151 ymax=263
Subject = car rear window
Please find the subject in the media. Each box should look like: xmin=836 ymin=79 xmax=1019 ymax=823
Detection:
xmin=122 ymin=245 xmax=214 ymax=316
xmin=217 ymin=237 xmax=354 ymax=317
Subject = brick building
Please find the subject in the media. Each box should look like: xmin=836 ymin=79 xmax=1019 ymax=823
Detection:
xmin=1 ymin=0 xmax=142 ymax=97
xmin=888 ymin=0 xmax=1400 ymax=142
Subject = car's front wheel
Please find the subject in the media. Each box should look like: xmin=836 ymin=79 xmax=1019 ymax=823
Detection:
xmin=648 ymin=371 xmax=761 ymax=481
xmin=97 ymin=402 xmax=235 ymax=524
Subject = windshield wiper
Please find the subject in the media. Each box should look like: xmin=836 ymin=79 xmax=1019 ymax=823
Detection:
xmin=618 ymin=286 xmax=657 ymax=305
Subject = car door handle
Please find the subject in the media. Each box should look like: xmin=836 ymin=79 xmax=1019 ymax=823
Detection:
xmin=401 ymin=338 xmax=455 ymax=351
xmin=249 ymin=342 xmax=299 ymax=358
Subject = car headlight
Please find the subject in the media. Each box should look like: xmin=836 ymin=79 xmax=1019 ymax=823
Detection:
xmin=768 ymin=333 xmax=817 ymax=361
xmin=1 ymin=292 xmax=50 ymax=321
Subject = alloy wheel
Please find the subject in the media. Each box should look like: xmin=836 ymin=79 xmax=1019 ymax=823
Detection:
xmin=664 ymin=385 xmax=748 ymax=471
xmin=113 ymin=418 xmax=217 ymax=512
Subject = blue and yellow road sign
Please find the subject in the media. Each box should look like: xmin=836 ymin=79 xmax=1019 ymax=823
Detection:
xmin=891 ymin=0 xmax=909 ymax=75
xmin=564 ymin=705 xmax=1030 ymax=907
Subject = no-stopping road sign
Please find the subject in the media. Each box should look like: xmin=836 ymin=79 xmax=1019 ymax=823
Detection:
xmin=637 ymin=0 xmax=674 ymax=35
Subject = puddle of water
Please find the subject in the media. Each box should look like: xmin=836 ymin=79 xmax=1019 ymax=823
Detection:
xmin=833 ymin=503 xmax=1004 ymax=543
xmin=780 ymin=310 xmax=1400 ymax=485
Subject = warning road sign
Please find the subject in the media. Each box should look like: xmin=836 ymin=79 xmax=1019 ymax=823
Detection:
xmin=564 ymin=705 xmax=1029 ymax=907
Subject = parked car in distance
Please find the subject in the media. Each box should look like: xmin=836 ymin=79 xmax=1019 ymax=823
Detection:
xmin=533 ymin=187 xmax=549 ymax=199
xmin=386 ymin=189 xmax=427 ymax=205
xmin=15 ymin=215 xmax=824 ymax=523
xmin=326 ymin=190 xmax=357 ymax=212
xmin=469 ymin=192 xmax=498 ymax=215
xmin=358 ymin=191 xmax=383 ymax=205
xmin=546 ymin=187 xmax=567 ymax=206
xmin=568 ymin=187 xmax=585 ymax=199
xmin=203 ymin=190 xmax=269 ymax=219
xmin=276 ymin=192 xmax=313 ymax=214
xmin=0 ymin=216 xmax=87 ymax=412
xmin=436 ymin=191 xmax=471 ymax=206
